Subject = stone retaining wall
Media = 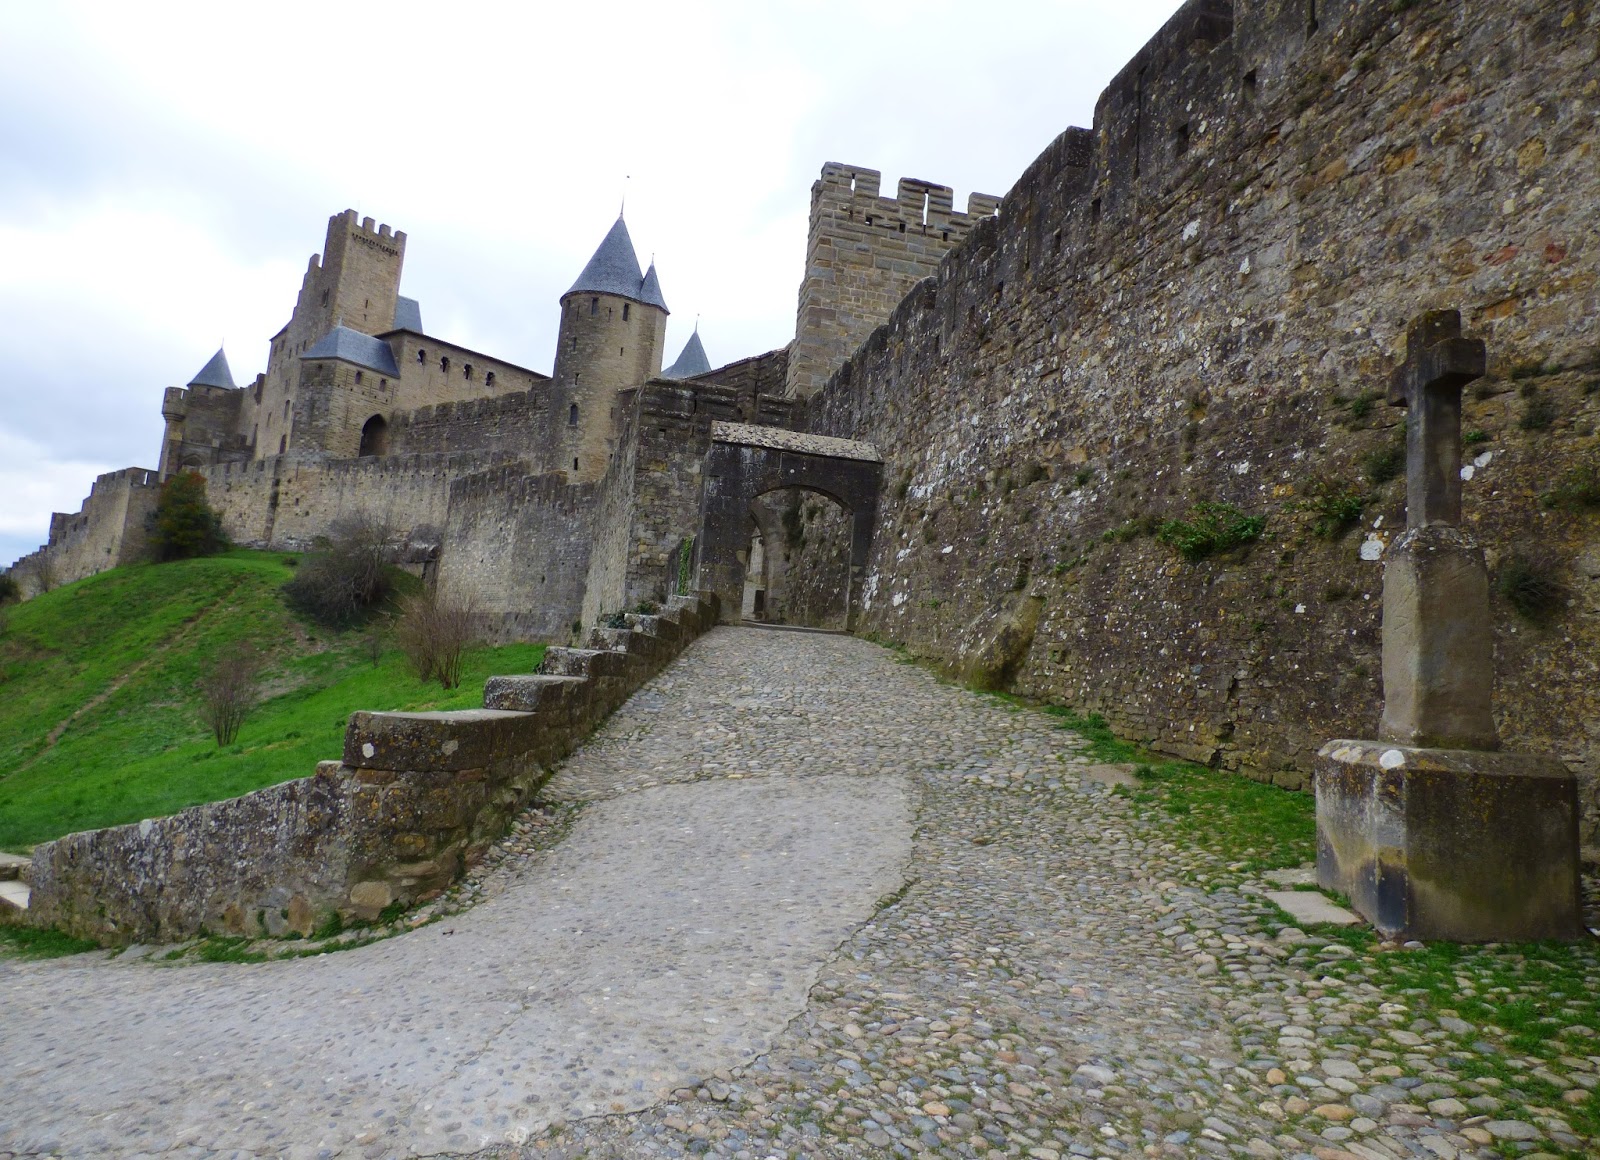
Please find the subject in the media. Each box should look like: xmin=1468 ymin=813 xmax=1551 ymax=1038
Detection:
xmin=24 ymin=594 xmax=719 ymax=944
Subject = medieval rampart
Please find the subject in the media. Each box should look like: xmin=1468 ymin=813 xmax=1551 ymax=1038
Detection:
xmin=7 ymin=468 xmax=160 ymax=597
xmin=802 ymin=0 xmax=1600 ymax=839
xmin=386 ymin=390 xmax=550 ymax=457
xmin=787 ymin=167 xmax=999 ymax=399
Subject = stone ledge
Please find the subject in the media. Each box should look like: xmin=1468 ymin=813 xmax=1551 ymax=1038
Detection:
xmin=344 ymin=708 xmax=537 ymax=772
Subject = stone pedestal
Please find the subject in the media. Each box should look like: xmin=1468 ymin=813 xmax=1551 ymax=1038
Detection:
xmin=1379 ymin=526 xmax=1498 ymax=750
xmin=1316 ymin=740 xmax=1584 ymax=942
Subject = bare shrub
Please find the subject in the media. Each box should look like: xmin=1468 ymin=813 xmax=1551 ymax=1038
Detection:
xmin=282 ymin=518 xmax=395 ymax=628
xmin=395 ymin=593 xmax=475 ymax=689
xmin=33 ymin=554 xmax=57 ymax=595
xmin=199 ymin=642 xmax=265 ymax=746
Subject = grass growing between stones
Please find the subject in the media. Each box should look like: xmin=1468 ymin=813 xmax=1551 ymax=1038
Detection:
xmin=1030 ymin=704 xmax=1316 ymax=875
xmin=0 ymin=550 xmax=545 ymax=850
xmin=0 ymin=924 xmax=99 ymax=959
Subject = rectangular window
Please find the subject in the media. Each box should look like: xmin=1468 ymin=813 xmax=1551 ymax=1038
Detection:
xmin=590 ymin=297 xmax=599 ymax=315
xmin=622 ymin=303 xmax=630 ymax=321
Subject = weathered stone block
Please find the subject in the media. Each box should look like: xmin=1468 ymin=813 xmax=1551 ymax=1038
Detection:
xmin=482 ymin=673 xmax=586 ymax=712
xmin=343 ymin=708 xmax=537 ymax=771
xmin=1379 ymin=526 xmax=1498 ymax=751
xmin=1316 ymin=740 xmax=1583 ymax=942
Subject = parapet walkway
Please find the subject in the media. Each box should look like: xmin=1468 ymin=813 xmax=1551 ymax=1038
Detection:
xmin=2 ymin=628 xmax=1587 ymax=1159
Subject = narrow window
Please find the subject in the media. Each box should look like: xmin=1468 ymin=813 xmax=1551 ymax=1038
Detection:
xmin=279 ymin=435 xmax=287 ymax=454
xmin=355 ymin=370 xmax=364 ymax=384
xmin=570 ymin=336 xmax=577 ymax=351
xmin=622 ymin=302 xmax=630 ymax=321
xmin=620 ymin=346 xmax=625 ymax=356
xmin=485 ymin=371 xmax=495 ymax=387
xmin=590 ymin=296 xmax=599 ymax=315
xmin=251 ymin=424 xmax=257 ymax=446
xmin=284 ymin=399 xmax=291 ymax=417
xmin=573 ymin=457 xmax=579 ymax=471
xmin=379 ymin=378 xmax=387 ymax=389
xmin=898 ymin=220 xmax=906 ymax=233
xmin=417 ymin=349 xmax=427 ymax=364
xmin=464 ymin=364 xmax=473 ymax=381
xmin=942 ymin=230 xmax=949 ymax=241
xmin=320 ymin=289 xmax=329 ymax=306
xmin=865 ymin=214 xmax=874 ymax=227
xmin=440 ymin=356 xmax=450 ymax=372
xmin=569 ymin=403 xmax=579 ymax=426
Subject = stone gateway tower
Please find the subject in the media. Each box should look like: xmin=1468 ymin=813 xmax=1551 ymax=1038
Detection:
xmin=550 ymin=216 xmax=669 ymax=480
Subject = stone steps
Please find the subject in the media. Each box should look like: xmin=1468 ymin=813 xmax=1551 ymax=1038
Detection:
xmin=0 ymin=851 xmax=30 ymax=882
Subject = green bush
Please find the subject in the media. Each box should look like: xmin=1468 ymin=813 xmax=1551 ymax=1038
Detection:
xmin=1541 ymin=458 xmax=1600 ymax=510
xmin=1518 ymin=385 xmax=1557 ymax=431
xmin=1496 ymin=553 xmax=1565 ymax=623
xmin=1300 ymin=480 xmax=1367 ymax=539
xmin=1157 ymin=502 xmax=1266 ymax=561
xmin=0 ymin=574 xmax=19 ymax=605
xmin=1362 ymin=438 xmax=1406 ymax=486
xmin=146 ymin=471 xmax=228 ymax=561
xmin=282 ymin=518 xmax=395 ymax=629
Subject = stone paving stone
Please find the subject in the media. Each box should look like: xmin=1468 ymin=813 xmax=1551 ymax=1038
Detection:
xmin=0 ymin=627 xmax=1592 ymax=1160
xmin=1264 ymin=891 xmax=1361 ymax=928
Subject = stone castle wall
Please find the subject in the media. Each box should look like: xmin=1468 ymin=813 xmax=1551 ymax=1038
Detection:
xmin=202 ymin=451 xmax=518 ymax=551
xmin=437 ymin=465 xmax=599 ymax=643
xmin=7 ymin=468 xmax=161 ymax=597
xmin=386 ymin=390 xmax=550 ymax=457
xmin=786 ymin=165 xmax=1000 ymax=399
xmin=801 ymin=0 xmax=1600 ymax=838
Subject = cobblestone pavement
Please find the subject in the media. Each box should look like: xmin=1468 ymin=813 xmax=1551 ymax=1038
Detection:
xmin=2 ymin=626 xmax=1595 ymax=1160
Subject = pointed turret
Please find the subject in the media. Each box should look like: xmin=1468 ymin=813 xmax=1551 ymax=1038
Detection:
xmin=639 ymin=261 xmax=668 ymax=312
xmin=566 ymin=216 xmax=667 ymax=309
xmin=188 ymin=347 xmax=236 ymax=390
xmin=551 ymin=214 xmax=672 ymax=482
xmin=663 ymin=327 xmax=710 ymax=380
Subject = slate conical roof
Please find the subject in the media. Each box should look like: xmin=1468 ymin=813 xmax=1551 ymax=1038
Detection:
xmin=638 ymin=261 xmax=669 ymax=312
xmin=662 ymin=327 xmax=710 ymax=380
xmin=566 ymin=216 xmax=668 ymax=312
xmin=188 ymin=347 xmax=236 ymax=389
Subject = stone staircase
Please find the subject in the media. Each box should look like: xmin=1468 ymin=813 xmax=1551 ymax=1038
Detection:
xmin=0 ymin=851 xmax=31 ymax=917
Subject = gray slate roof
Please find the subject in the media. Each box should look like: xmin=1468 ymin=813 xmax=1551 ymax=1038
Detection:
xmin=392 ymin=296 xmax=423 ymax=333
xmin=566 ymin=217 xmax=668 ymax=312
xmin=301 ymin=325 xmax=400 ymax=376
xmin=662 ymin=329 xmax=710 ymax=379
xmin=188 ymin=347 xmax=236 ymax=389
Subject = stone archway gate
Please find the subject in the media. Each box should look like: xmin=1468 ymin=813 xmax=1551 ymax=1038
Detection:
xmin=697 ymin=421 xmax=883 ymax=629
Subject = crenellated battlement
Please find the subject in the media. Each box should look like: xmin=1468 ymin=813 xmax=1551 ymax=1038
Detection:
xmin=787 ymin=165 xmax=1001 ymax=399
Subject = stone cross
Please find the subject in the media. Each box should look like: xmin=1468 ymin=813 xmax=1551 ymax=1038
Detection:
xmin=1386 ymin=309 xmax=1487 ymax=529
xmin=1378 ymin=309 xmax=1497 ymax=751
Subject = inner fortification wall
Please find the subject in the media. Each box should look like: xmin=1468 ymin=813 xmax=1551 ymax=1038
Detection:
xmin=803 ymin=0 xmax=1600 ymax=840
xmin=386 ymin=390 xmax=550 ymax=458
xmin=6 ymin=468 xmax=160 ymax=597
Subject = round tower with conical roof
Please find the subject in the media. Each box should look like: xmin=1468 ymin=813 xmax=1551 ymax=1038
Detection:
xmin=551 ymin=215 xmax=668 ymax=481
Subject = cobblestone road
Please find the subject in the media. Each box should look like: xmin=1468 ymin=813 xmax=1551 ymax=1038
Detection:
xmin=1 ymin=626 xmax=1593 ymax=1160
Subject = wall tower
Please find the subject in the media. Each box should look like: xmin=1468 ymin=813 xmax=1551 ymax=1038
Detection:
xmin=550 ymin=216 xmax=668 ymax=481
xmin=786 ymin=164 xmax=999 ymax=399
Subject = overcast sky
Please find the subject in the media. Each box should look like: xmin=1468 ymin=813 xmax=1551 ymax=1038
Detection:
xmin=0 ymin=0 xmax=1184 ymax=568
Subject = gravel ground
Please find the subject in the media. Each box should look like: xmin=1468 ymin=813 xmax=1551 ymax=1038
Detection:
xmin=1 ymin=626 xmax=1595 ymax=1160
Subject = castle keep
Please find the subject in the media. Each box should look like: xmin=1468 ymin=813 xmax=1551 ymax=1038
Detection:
xmin=10 ymin=0 xmax=1599 ymax=841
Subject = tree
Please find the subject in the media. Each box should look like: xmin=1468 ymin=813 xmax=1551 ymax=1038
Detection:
xmin=282 ymin=517 xmax=395 ymax=628
xmin=395 ymin=592 xmax=475 ymax=689
xmin=148 ymin=471 xmax=228 ymax=561
xmin=198 ymin=642 xmax=264 ymax=746
xmin=0 ymin=573 xmax=19 ymax=605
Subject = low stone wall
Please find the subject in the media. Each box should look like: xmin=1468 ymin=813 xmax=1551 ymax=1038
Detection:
xmin=24 ymin=594 xmax=719 ymax=944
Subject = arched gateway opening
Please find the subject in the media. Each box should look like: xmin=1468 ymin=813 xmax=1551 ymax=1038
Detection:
xmin=697 ymin=421 xmax=882 ymax=630
xmin=743 ymin=488 xmax=853 ymax=629
xmin=358 ymin=414 xmax=388 ymax=457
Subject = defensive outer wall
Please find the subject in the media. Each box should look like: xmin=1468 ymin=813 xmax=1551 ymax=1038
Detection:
xmin=797 ymin=0 xmax=1600 ymax=841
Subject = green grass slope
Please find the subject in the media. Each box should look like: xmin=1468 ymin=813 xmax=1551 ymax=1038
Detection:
xmin=0 ymin=551 xmax=543 ymax=851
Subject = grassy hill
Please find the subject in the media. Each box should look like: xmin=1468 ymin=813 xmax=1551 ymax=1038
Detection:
xmin=0 ymin=551 xmax=544 ymax=852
